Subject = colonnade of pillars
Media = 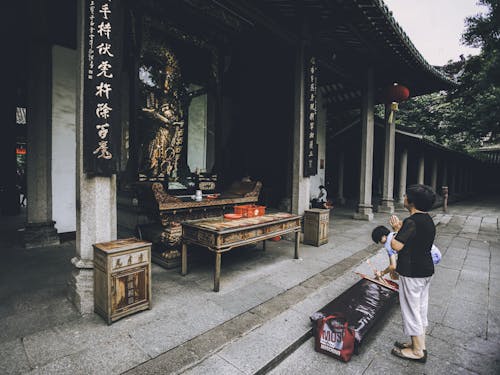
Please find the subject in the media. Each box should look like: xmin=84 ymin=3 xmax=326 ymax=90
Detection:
xmin=336 ymin=69 xmax=476 ymax=220
xmin=336 ymin=147 xmax=476 ymax=219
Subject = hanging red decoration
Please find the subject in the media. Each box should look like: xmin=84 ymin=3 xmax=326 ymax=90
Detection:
xmin=384 ymin=83 xmax=410 ymax=104
xmin=383 ymin=83 xmax=410 ymax=124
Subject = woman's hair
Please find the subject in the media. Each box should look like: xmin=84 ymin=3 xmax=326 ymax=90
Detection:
xmin=371 ymin=225 xmax=390 ymax=243
xmin=406 ymin=184 xmax=436 ymax=211
xmin=319 ymin=185 xmax=325 ymax=189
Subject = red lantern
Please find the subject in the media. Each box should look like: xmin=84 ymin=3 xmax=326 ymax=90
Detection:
xmin=384 ymin=83 xmax=410 ymax=104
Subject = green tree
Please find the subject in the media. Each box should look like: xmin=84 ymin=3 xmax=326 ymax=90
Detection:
xmin=393 ymin=0 xmax=500 ymax=151
xmin=462 ymin=0 xmax=500 ymax=86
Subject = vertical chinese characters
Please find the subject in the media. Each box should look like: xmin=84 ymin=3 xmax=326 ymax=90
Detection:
xmin=304 ymin=56 xmax=318 ymax=176
xmin=91 ymin=1 xmax=115 ymax=161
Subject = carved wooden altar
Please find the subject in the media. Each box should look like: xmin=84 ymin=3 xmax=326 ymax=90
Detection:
xmin=137 ymin=180 xmax=262 ymax=268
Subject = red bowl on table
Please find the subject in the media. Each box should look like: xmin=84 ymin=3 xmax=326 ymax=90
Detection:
xmin=224 ymin=213 xmax=242 ymax=220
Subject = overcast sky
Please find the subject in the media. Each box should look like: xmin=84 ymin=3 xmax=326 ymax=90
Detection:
xmin=383 ymin=0 xmax=489 ymax=66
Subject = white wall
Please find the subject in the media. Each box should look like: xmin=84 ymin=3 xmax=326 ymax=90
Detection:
xmin=52 ymin=45 xmax=77 ymax=233
xmin=187 ymin=93 xmax=208 ymax=172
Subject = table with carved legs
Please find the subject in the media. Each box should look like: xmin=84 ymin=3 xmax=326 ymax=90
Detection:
xmin=181 ymin=213 xmax=302 ymax=291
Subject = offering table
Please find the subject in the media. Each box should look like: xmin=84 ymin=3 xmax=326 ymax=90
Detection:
xmin=137 ymin=181 xmax=262 ymax=268
xmin=181 ymin=213 xmax=302 ymax=291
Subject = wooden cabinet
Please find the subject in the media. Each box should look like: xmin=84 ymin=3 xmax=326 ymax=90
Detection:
xmin=303 ymin=209 xmax=330 ymax=246
xmin=93 ymin=238 xmax=152 ymax=324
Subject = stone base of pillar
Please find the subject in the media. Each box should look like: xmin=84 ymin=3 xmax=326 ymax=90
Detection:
xmin=67 ymin=257 xmax=94 ymax=315
xmin=395 ymin=200 xmax=405 ymax=209
xmin=337 ymin=197 xmax=346 ymax=205
xmin=353 ymin=205 xmax=374 ymax=221
xmin=378 ymin=199 xmax=395 ymax=213
xmin=23 ymin=221 xmax=60 ymax=249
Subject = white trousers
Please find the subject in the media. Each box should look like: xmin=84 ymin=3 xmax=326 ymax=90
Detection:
xmin=399 ymin=275 xmax=432 ymax=336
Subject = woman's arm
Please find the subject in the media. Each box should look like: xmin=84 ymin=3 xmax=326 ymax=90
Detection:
xmin=391 ymin=238 xmax=404 ymax=251
xmin=391 ymin=218 xmax=416 ymax=252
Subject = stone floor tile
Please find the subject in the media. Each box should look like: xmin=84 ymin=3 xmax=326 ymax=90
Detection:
xmin=430 ymin=323 xmax=500 ymax=358
xmin=0 ymin=338 xmax=31 ymax=374
xmin=182 ymin=355 xmax=244 ymax=375
xmin=268 ymin=337 xmax=376 ymax=375
xmin=442 ymin=300 xmax=488 ymax=338
xmin=27 ymin=334 xmax=150 ymax=375
xmin=425 ymin=335 xmax=499 ymax=375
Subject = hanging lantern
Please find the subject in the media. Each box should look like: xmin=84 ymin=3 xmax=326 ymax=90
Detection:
xmin=384 ymin=83 xmax=410 ymax=123
xmin=384 ymin=83 xmax=410 ymax=104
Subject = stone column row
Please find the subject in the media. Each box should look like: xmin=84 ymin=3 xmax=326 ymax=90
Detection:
xmin=392 ymin=153 xmax=477 ymax=208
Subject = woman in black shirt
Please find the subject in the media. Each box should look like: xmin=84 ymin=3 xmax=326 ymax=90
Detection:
xmin=389 ymin=184 xmax=436 ymax=363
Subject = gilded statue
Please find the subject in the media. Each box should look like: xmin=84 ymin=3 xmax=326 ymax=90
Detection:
xmin=139 ymin=47 xmax=185 ymax=180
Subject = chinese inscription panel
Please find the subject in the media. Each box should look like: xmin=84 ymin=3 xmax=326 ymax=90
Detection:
xmin=83 ymin=0 xmax=121 ymax=175
xmin=303 ymin=54 xmax=318 ymax=177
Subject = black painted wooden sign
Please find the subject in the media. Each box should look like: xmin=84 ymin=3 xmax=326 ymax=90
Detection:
xmin=83 ymin=0 xmax=121 ymax=175
xmin=304 ymin=54 xmax=318 ymax=177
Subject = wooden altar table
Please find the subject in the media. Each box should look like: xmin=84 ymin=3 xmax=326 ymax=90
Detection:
xmin=181 ymin=213 xmax=302 ymax=291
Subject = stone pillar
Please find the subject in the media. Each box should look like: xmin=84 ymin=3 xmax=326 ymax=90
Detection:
xmin=430 ymin=159 xmax=438 ymax=192
xmin=462 ymin=168 xmax=468 ymax=193
xmin=450 ymin=164 xmax=457 ymax=195
xmin=441 ymin=161 xmax=448 ymax=188
xmin=378 ymin=104 xmax=395 ymax=213
xmin=291 ymin=27 xmax=310 ymax=215
xmin=469 ymin=166 xmax=472 ymax=193
xmin=0 ymin=44 xmax=19 ymax=216
xmin=354 ymin=67 xmax=374 ymax=221
xmin=337 ymin=151 xmax=346 ymax=205
xmin=68 ymin=0 xmax=118 ymax=314
xmin=397 ymin=148 xmax=408 ymax=206
xmin=457 ymin=167 xmax=463 ymax=194
xmin=24 ymin=1 xmax=59 ymax=248
xmin=468 ymin=167 xmax=472 ymax=192
xmin=417 ymin=155 xmax=425 ymax=185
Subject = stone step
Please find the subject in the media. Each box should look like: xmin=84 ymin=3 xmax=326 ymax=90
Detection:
xmin=179 ymin=215 xmax=446 ymax=374
xmin=125 ymin=215 xmax=447 ymax=375
xmin=123 ymin=241 xmax=391 ymax=375
xmin=179 ymin=250 xmax=393 ymax=375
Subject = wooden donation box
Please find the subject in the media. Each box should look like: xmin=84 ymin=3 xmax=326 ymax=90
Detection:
xmin=303 ymin=209 xmax=330 ymax=246
xmin=93 ymin=238 xmax=152 ymax=324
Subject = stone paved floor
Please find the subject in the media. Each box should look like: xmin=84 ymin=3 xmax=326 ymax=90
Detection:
xmin=267 ymin=197 xmax=500 ymax=375
xmin=1 ymin=196 xmax=499 ymax=374
xmin=0 ymin=203 xmax=400 ymax=374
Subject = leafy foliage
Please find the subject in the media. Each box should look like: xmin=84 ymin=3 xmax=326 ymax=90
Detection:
xmin=390 ymin=0 xmax=500 ymax=152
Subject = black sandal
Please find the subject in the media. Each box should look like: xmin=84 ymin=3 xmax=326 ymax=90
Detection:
xmin=391 ymin=347 xmax=427 ymax=363
xmin=394 ymin=341 xmax=428 ymax=355
xmin=394 ymin=341 xmax=412 ymax=349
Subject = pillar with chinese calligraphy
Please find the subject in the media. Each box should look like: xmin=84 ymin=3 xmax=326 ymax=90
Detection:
xmin=68 ymin=0 xmax=121 ymax=314
xmin=291 ymin=25 xmax=311 ymax=216
xmin=82 ymin=0 xmax=121 ymax=176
